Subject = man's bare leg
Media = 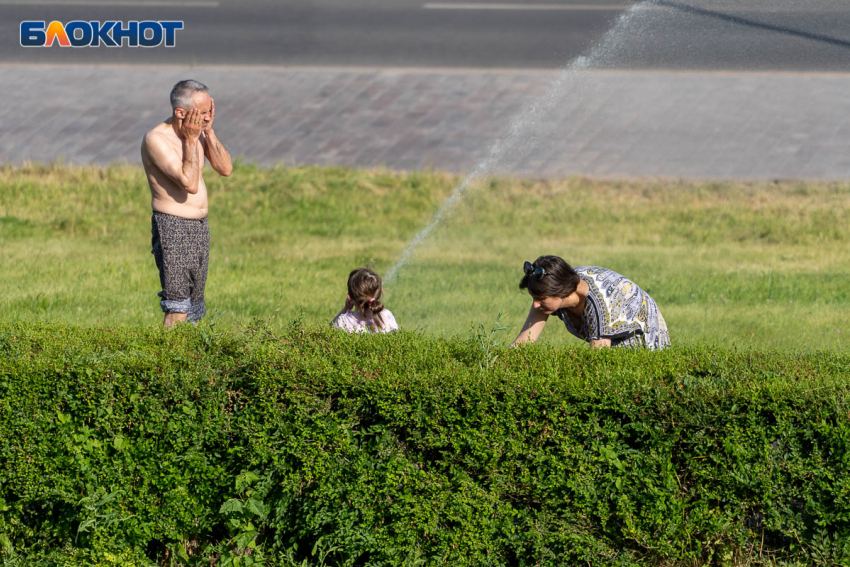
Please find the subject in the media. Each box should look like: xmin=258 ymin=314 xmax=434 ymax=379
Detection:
xmin=163 ymin=312 xmax=188 ymax=327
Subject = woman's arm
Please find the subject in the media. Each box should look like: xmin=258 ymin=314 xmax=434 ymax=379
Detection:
xmin=512 ymin=306 xmax=549 ymax=346
xmin=589 ymin=338 xmax=612 ymax=349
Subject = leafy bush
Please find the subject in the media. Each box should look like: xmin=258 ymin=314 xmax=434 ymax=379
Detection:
xmin=1 ymin=321 xmax=849 ymax=566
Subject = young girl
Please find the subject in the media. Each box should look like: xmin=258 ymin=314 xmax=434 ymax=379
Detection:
xmin=331 ymin=268 xmax=399 ymax=334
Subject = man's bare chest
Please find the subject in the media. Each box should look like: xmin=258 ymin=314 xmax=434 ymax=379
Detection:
xmin=163 ymin=137 xmax=204 ymax=162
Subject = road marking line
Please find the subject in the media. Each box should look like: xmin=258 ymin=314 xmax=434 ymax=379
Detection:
xmin=0 ymin=0 xmax=218 ymax=5
xmin=4 ymin=62 xmax=850 ymax=79
xmin=424 ymin=2 xmax=850 ymax=14
xmin=423 ymin=3 xmax=630 ymax=10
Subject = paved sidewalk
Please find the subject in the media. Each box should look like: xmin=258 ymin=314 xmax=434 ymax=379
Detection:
xmin=2 ymin=64 xmax=849 ymax=179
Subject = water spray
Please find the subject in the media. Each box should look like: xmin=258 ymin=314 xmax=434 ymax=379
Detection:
xmin=384 ymin=2 xmax=656 ymax=282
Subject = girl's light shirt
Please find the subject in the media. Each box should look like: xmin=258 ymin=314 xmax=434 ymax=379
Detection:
xmin=332 ymin=308 xmax=399 ymax=334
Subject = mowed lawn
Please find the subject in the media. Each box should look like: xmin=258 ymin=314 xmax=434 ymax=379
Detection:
xmin=1 ymin=162 xmax=848 ymax=352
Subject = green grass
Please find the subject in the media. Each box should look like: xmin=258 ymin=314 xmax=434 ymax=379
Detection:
xmin=1 ymin=162 xmax=848 ymax=351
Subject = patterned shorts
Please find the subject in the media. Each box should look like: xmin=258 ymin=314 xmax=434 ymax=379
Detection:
xmin=151 ymin=212 xmax=209 ymax=322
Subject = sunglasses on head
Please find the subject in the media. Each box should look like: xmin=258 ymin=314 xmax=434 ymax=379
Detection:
xmin=523 ymin=261 xmax=547 ymax=279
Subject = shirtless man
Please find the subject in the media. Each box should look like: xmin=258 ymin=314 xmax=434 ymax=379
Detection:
xmin=141 ymin=80 xmax=232 ymax=327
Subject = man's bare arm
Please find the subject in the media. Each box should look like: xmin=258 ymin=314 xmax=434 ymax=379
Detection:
xmin=144 ymin=108 xmax=204 ymax=193
xmin=202 ymin=130 xmax=232 ymax=177
xmin=202 ymin=98 xmax=233 ymax=177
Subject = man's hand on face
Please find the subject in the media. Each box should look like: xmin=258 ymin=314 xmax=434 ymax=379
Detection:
xmin=204 ymin=98 xmax=216 ymax=133
xmin=177 ymin=108 xmax=204 ymax=140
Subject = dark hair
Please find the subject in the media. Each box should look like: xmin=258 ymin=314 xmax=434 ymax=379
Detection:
xmin=519 ymin=255 xmax=581 ymax=298
xmin=347 ymin=268 xmax=386 ymax=331
xmin=170 ymin=79 xmax=208 ymax=110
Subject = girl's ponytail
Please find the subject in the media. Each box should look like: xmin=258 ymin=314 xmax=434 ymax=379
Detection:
xmin=364 ymin=297 xmax=385 ymax=331
xmin=347 ymin=269 xmax=386 ymax=332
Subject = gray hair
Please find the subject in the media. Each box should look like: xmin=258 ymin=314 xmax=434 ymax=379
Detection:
xmin=170 ymin=79 xmax=209 ymax=110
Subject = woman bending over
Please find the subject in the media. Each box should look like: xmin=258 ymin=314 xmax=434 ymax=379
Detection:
xmin=513 ymin=255 xmax=670 ymax=350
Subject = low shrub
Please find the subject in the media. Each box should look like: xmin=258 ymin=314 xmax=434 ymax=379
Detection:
xmin=1 ymin=321 xmax=848 ymax=566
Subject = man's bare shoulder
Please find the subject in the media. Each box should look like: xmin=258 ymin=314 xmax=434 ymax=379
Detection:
xmin=143 ymin=122 xmax=174 ymax=148
xmin=142 ymin=123 xmax=179 ymax=165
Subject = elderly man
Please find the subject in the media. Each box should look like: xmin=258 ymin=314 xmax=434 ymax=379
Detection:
xmin=141 ymin=79 xmax=232 ymax=326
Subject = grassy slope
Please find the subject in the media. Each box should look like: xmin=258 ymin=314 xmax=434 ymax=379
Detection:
xmin=0 ymin=162 xmax=848 ymax=351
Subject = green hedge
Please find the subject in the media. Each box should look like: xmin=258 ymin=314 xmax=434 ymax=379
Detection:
xmin=1 ymin=321 xmax=849 ymax=566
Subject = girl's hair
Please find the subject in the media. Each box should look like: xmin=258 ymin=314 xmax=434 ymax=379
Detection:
xmin=347 ymin=268 xmax=386 ymax=331
xmin=519 ymin=255 xmax=581 ymax=298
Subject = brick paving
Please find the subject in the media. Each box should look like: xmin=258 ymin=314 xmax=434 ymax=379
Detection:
xmin=2 ymin=64 xmax=850 ymax=179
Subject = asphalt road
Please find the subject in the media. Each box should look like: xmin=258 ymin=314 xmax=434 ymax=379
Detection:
xmin=2 ymin=0 xmax=850 ymax=71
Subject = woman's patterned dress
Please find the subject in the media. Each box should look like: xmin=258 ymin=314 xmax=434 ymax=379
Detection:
xmin=555 ymin=266 xmax=671 ymax=350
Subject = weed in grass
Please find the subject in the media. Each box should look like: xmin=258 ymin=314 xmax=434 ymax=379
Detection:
xmin=474 ymin=311 xmax=511 ymax=370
